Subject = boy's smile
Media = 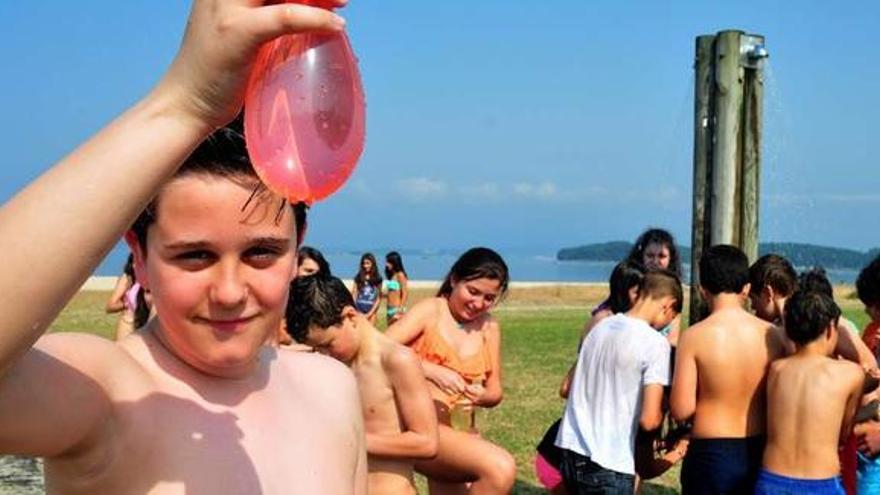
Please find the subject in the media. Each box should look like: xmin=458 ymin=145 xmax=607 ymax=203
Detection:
xmin=132 ymin=174 xmax=298 ymax=378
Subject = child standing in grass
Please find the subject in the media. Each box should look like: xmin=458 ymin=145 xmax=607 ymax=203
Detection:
xmin=556 ymin=269 xmax=682 ymax=493
xmin=757 ymin=290 xmax=864 ymax=494
xmin=288 ymin=275 xmax=438 ymax=495
xmin=352 ymin=252 xmax=383 ymax=323
xmin=384 ymin=251 xmax=409 ymax=325
xmin=105 ymin=253 xmax=151 ymax=340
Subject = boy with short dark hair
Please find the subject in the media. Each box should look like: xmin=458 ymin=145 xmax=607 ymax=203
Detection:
xmin=672 ymin=245 xmax=787 ymax=493
xmin=555 ymin=269 xmax=682 ymax=493
xmin=0 ymin=2 xmax=368 ymax=493
xmin=749 ymin=255 xmax=875 ymax=367
xmin=757 ymin=291 xmax=863 ymax=494
xmin=748 ymin=254 xmax=799 ymax=323
xmin=857 ymin=255 xmax=880 ymax=356
xmin=287 ymin=275 xmax=438 ymax=495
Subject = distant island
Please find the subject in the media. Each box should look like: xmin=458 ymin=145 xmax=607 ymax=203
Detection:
xmin=557 ymin=242 xmax=880 ymax=271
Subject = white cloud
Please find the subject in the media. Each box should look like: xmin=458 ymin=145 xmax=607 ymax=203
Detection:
xmin=394 ymin=177 xmax=448 ymax=202
xmin=512 ymin=181 xmax=558 ymax=199
xmin=458 ymin=182 xmax=502 ymax=202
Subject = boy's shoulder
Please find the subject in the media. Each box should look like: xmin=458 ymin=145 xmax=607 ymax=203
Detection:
xmin=275 ymin=347 xmax=359 ymax=396
xmin=826 ymin=357 xmax=865 ymax=381
xmin=377 ymin=334 xmax=422 ymax=375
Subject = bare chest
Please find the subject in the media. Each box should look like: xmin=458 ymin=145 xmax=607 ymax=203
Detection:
xmin=47 ymin=376 xmax=358 ymax=494
xmin=354 ymin=364 xmax=401 ymax=433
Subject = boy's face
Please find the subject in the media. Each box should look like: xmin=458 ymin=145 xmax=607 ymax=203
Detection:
xmin=303 ymin=314 xmax=359 ymax=364
xmin=650 ymin=296 xmax=679 ymax=330
xmin=132 ymin=175 xmax=297 ymax=377
xmin=749 ymin=285 xmax=779 ymax=322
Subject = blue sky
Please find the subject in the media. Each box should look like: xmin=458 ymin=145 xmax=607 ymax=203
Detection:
xmin=2 ymin=1 xmax=878 ymax=268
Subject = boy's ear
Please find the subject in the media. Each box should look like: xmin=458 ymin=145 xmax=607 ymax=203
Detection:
xmin=124 ymin=230 xmax=150 ymax=292
xmin=698 ymin=285 xmax=711 ymax=302
xmin=341 ymin=305 xmax=359 ymax=320
xmin=740 ymin=282 xmax=752 ymax=299
xmin=825 ymin=320 xmax=837 ymax=341
xmin=763 ymin=284 xmax=776 ymax=302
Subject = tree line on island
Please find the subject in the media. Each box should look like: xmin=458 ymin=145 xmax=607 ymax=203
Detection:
xmin=557 ymin=241 xmax=880 ymax=271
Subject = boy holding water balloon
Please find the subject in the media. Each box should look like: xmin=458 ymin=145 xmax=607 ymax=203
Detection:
xmin=0 ymin=1 xmax=368 ymax=493
xmin=287 ymin=275 xmax=438 ymax=495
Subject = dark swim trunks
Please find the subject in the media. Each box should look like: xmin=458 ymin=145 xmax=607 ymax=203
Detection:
xmin=680 ymin=436 xmax=766 ymax=494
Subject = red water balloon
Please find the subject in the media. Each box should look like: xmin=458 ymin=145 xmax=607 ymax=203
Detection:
xmin=245 ymin=25 xmax=365 ymax=204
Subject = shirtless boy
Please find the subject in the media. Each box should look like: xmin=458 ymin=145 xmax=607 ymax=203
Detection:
xmin=287 ymin=275 xmax=438 ymax=494
xmin=672 ymin=245 xmax=786 ymax=493
xmin=757 ymin=290 xmax=863 ymax=494
xmin=0 ymin=1 xmax=367 ymax=493
xmin=556 ymin=269 xmax=682 ymax=494
xmin=749 ymin=254 xmax=876 ymax=367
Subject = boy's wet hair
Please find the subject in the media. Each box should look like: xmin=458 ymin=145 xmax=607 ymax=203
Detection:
xmin=784 ymin=290 xmax=841 ymax=346
xmin=129 ymin=119 xmax=307 ymax=251
xmin=286 ymin=275 xmax=354 ymax=344
xmin=798 ymin=267 xmax=834 ymax=299
xmin=627 ymin=228 xmax=683 ymax=278
xmin=857 ymin=255 xmax=880 ymax=308
xmin=699 ymin=244 xmax=749 ymax=295
xmin=638 ymin=268 xmax=683 ymax=314
xmin=748 ymin=254 xmax=798 ymax=298
xmin=437 ymin=247 xmax=509 ymax=299
xmin=608 ymin=261 xmax=645 ymax=314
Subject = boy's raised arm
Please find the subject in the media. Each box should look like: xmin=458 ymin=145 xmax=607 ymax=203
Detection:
xmin=0 ymin=1 xmax=346 ymax=374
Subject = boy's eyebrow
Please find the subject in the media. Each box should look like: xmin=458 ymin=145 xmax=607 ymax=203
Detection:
xmin=163 ymin=240 xmax=212 ymax=252
xmin=162 ymin=237 xmax=292 ymax=251
xmin=248 ymin=236 xmax=293 ymax=249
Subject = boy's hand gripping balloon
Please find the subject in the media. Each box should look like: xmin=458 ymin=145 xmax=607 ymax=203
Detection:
xmin=244 ymin=4 xmax=365 ymax=204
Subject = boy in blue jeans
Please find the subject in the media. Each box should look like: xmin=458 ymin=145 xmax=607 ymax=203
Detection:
xmin=555 ymin=269 xmax=681 ymax=493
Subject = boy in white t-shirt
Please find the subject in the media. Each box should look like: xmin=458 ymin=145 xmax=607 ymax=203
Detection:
xmin=556 ymin=269 xmax=682 ymax=493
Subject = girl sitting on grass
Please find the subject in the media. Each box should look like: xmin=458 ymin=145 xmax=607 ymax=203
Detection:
xmin=387 ymin=247 xmax=516 ymax=494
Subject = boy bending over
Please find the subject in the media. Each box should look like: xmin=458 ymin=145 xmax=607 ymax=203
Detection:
xmin=288 ymin=275 xmax=438 ymax=495
xmin=758 ymin=290 xmax=863 ymax=494
xmin=0 ymin=1 xmax=366 ymax=493
xmin=555 ymin=269 xmax=682 ymax=493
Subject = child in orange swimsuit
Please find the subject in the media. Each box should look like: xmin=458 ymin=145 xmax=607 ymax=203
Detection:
xmin=387 ymin=247 xmax=516 ymax=494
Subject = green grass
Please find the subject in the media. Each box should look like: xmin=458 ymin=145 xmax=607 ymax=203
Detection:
xmin=45 ymin=290 xmax=872 ymax=494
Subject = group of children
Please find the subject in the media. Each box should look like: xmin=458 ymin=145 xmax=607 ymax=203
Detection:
xmin=543 ymin=230 xmax=880 ymax=495
xmin=287 ymin=246 xmax=516 ymax=494
xmin=351 ymin=251 xmax=410 ymax=325
xmin=3 ymin=2 xmax=880 ymax=494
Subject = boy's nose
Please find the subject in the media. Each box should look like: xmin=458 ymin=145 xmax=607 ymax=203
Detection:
xmin=211 ymin=265 xmax=249 ymax=306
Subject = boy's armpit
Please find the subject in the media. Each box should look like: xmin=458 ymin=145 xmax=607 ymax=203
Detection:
xmin=0 ymin=333 xmax=134 ymax=458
